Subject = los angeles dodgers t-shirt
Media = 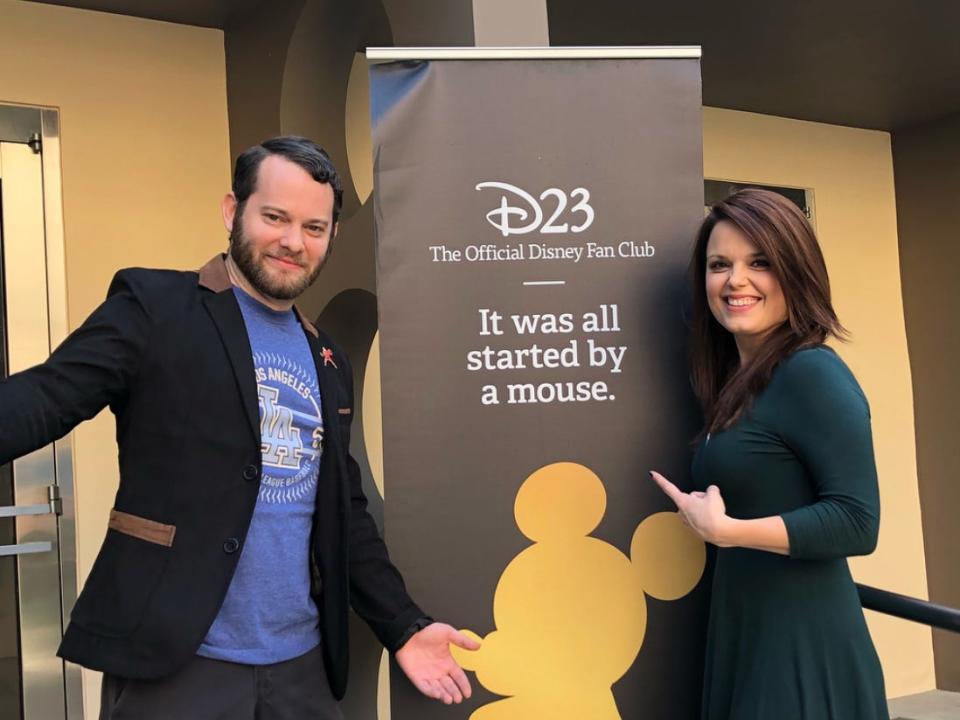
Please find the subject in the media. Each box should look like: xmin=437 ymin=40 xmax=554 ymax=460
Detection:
xmin=198 ymin=286 xmax=323 ymax=664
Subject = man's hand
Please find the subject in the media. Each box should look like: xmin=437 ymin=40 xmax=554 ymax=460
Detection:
xmin=396 ymin=622 xmax=481 ymax=704
xmin=649 ymin=470 xmax=732 ymax=546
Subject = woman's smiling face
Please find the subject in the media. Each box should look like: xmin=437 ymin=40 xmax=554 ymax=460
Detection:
xmin=705 ymin=220 xmax=788 ymax=361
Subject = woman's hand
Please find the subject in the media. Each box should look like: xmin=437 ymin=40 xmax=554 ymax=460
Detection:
xmin=649 ymin=471 xmax=733 ymax=547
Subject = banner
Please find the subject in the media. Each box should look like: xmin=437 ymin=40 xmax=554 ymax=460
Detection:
xmin=370 ymin=48 xmax=708 ymax=719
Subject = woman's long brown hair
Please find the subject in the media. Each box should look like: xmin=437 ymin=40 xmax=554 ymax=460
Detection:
xmin=689 ymin=189 xmax=847 ymax=436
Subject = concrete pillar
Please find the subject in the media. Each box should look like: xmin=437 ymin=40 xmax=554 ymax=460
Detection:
xmin=472 ymin=0 xmax=549 ymax=46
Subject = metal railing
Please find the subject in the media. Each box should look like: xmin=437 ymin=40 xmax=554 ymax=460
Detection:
xmin=857 ymin=584 xmax=960 ymax=634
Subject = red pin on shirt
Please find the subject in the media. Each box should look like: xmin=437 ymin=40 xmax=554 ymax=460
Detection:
xmin=321 ymin=347 xmax=338 ymax=368
xmin=320 ymin=347 xmax=340 ymax=370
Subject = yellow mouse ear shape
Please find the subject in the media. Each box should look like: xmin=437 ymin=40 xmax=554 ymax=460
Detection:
xmin=515 ymin=462 xmax=606 ymax=542
xmin=449 ymin=629 xmax=484 ymax=671
xmin=631 ymin=512 xmax=706 ymax=601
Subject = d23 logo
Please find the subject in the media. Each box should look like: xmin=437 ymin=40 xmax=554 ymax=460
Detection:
xmin=476 ymin=181 xmax=595 ymax=237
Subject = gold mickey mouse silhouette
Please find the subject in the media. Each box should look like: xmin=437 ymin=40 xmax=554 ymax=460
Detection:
xmin=451 ymin=462 xmax=705 ymax=719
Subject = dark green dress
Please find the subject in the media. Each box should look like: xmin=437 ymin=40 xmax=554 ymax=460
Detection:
xmin=692 ymin=347 xmax=888 ymax=720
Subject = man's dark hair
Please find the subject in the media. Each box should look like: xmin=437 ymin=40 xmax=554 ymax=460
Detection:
xmin=232 ymin=136 xmax=344 ymax=224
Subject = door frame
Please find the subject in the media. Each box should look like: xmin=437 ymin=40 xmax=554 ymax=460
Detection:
xmin=0 ymin=103 xmax=83 ymax=720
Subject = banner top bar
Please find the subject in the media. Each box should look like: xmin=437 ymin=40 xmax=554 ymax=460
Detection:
xmin=366 ymin=46 xmax=701 ymax=61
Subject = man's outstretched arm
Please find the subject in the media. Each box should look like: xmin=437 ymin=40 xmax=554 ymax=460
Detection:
xmin=0 ymin=270 xmax=150 ymax=464
xmin=332 ymin=348 xmax=479 ymax=704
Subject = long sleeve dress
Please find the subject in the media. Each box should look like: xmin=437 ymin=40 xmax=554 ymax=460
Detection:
xmin=692 ymin=346 xmax=888 ymax=720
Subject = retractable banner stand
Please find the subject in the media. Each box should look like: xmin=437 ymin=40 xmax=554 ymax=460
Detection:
xmin=368 ymin=47 xmax=708 ymax=720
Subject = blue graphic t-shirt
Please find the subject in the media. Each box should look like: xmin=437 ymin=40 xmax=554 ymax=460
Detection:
xmin=198 ymin=287 xmax=323 ymax=664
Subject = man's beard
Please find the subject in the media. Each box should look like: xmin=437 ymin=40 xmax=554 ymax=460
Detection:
xmin=228 ymin=215 xmax=326 ymax=301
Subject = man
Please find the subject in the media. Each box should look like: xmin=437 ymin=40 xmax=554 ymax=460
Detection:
xmin=0 ymin=136 xmax=478 ymax=718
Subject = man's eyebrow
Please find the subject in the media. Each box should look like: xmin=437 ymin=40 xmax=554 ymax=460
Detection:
xmin=259 ymin=205 xmax=329 ymax=225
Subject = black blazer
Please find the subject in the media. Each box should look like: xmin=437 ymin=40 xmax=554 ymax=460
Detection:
xmin=0 ymin=254 xmax=424 ymax=699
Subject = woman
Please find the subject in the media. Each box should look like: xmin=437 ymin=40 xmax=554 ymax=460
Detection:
xmin=651 ymin=188 xmax=887 ymax=719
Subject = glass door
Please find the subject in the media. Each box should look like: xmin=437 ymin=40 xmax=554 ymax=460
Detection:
xmin=0 ymin=106 xmax=82 ymax=719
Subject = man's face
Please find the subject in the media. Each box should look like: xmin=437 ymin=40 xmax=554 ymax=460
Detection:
xmin=224 ymin=154 xmax=336 ymax=301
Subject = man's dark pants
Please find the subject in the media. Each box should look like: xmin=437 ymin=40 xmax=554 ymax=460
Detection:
xmin=99 ymin=643 xmax=344 ymax=719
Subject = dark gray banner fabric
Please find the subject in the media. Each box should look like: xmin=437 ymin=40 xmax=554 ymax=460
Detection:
xmin=371 ymin=56 xmax=708 ymax=719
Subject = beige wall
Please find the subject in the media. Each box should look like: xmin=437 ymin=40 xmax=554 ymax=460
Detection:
xmin=0 ymin=1 xmax=230 ymax=715
xmin=704 ymin=107 xmax=934 ymax=697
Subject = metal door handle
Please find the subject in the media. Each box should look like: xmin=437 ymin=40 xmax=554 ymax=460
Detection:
xmin=0 ymin=541 xmax=53 ymax=557
xmin=0 ymin=502 xmax=54 ymax=518
xmin=0 ymin=485 xmax=61 ymax=556
xmin=0 ymin=484 xmax=61 ymax=518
